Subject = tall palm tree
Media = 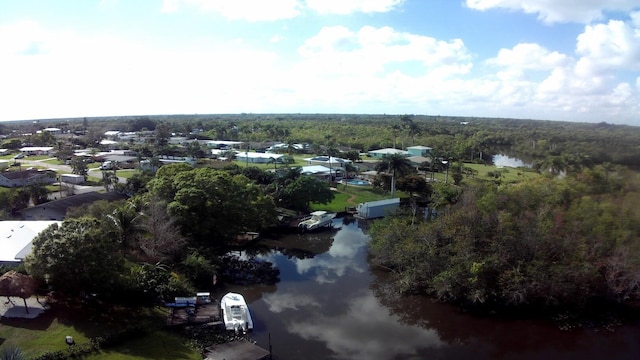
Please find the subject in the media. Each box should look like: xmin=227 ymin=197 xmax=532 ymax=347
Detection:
xmin=407 ymin=122 xmax=421 ymax=146
xmin=375 ymin=153 xmax=413 ymax=198
xmin=390 ymin=124 xmax=402 ymax=149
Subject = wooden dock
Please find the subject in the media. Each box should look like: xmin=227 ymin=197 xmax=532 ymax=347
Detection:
xmin=166 ymin=302 xmax=221 ymax=326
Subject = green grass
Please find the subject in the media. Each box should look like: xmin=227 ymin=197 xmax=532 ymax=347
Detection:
xmin=0 ymin=303 xmax=200 ymax=359
xmin=24 ymin=155 xmax=53 ymax=161
xmin=463 ymin=163 xmax=539 ymax=184
xmin=114 ymin=170 xmax=139 ymax=179
xmin=88 ymin=330 xmax=201 ymax=360
xmin=311 ymin=184 xmax=391 ymax=212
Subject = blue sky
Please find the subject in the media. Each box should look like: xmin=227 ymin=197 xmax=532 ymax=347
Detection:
xmin=0 ymin=0 xmax=639 ymax=124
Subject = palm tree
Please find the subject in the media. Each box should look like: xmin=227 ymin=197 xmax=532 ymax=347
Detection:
xmin=390 ymin=124 xmax=402 ymax=149
xmin=407 ymin=122 xmax=421 ymax=146
xmin=267 ymin=157 xmax=278 ymax=170
xmin=107 ymin=202 xmax=145 ymax=253
xmin=375 ymin=153 xmax=413 ymax=198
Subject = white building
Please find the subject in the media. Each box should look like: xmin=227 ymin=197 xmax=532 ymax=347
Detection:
xmin=19 ymin=147 xmax=54 ymax=156
xmin=367 ymin=148 xmax=408 ymax=159
xmin=0 ymin=221 xmax=61 ymax=264
xmin=235 ymin=152 xmax=285 ymax=164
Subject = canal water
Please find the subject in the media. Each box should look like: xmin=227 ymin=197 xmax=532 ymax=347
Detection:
xmin=222 ymin=218 xmax=640 ymax=360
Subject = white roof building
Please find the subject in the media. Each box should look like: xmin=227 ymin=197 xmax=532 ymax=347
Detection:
xmin=0 ymin=221 xmax=61 ymax=263
xmin=235 ymin=152 xmax=284 ymax=163
xmin=367 ymin=148 xmax=409 ymax=158
xmin=303 ymin=156 xmax=352 ymax=168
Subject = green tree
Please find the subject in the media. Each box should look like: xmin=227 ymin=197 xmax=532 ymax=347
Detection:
xmin=25 ymin=218 xmax=124 ymax=297
xmin=106 ymin=202 xmax=145 ymax=254
xmin=396 ymin=174 xmax=431 ymax=199
xmin=26 ymin=184 xmax=49 ymax=205
xmin=375 ymin=154 xmax=414 ymax=198
xmin=149 ymin=167 xmax=277 ymax=247
xmin=70 ymin=157 xmax=88 ymax=179
xmin=154 ymin=122 xmax=172 ymax=150
xmin=280 ymin=175 xmax=335 ymax=212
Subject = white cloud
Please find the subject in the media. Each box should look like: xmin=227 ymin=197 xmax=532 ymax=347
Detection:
xmin=305 ymin=0 xmax=404 ymax=14
xmin=576 ymin=19 xmax=640 ymax=74
xmin=161 ymin=0 xmax=303 ymax=21
xmin=487 ymin=43 xmax=570 ymax=70
xmin=466 ymin=0 xmax=639 ymax=23
xmin=0 ymin=19 xmax=638 ymax=125
xmin=161 ymin=0 xmax=403 ymax=20
xmin=297 ymin=25 xmax=472 ymax=77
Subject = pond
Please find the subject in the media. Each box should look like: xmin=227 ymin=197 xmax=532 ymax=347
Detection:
xmin=221 ymin=218 xmax=640 ymax=360
xmin=493 ymin=154 xmax=532 ymax=168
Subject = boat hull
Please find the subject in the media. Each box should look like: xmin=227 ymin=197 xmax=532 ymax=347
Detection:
xmin=220 ymin=292 xmax=254 ymax=332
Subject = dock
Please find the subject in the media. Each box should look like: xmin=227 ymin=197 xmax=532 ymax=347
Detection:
xmin=166 ymin=302 xmax=221 ymax=326
xmin=205 ymin=340 xmax=270 ymax=360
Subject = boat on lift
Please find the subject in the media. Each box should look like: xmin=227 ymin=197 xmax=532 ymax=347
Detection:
xmin=220 ymin=292 xmax=254 ymax=333
xmin=298 ymin=211 xmax=336 ymax=232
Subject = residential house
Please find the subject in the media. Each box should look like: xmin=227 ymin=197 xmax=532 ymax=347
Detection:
xmin=235 ymin=152 xmax=284 ymax=164
xmin=0 ymin=169 xmax=57 ymax=188
xmin=19 ymin=147 xmax=54 ymax=156
xmin=406 ymin=146 xmax=433 ymax=157
xmin=20 ymin=192 xmax=128 ymax=221
xmin=0 ymin=221 xmax=61 ymax=265
xmin=367 ymin=148 xmax=408 ymax=159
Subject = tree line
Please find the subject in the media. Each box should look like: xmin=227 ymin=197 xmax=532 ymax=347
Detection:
xmin=369 ymin=163 xmax=640 ymax=315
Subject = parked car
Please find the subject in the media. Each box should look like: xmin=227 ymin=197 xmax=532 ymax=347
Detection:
xmin=99 ymin=161 xmax=116 ymax=170
xmin=13 ymin=153 xmax=25 ymax=159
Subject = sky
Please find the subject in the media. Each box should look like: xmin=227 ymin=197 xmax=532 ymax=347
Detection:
xmin=0 ymin=0 xmax=639 ymax=125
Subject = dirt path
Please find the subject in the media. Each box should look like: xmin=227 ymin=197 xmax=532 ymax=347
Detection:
xmin=332 ymin=188 xmax=358 ymax=205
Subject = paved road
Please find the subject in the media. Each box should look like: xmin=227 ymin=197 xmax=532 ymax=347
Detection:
xmin=16 ymin=158 xmax=127 ymax=199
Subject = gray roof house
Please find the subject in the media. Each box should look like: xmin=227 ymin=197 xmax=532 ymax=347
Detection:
xmin=0 ymin=169 xmax=57 ymax=188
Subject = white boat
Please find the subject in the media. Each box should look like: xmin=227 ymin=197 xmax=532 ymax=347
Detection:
xmin=298 ymin=211 xmax=336 ymax=232
xmin=220 ymin=292 xmax=254 ymax=333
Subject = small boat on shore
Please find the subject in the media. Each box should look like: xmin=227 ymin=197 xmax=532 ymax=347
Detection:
xmin=220 ymin=292 xmax=254 ymax=333
xmin=298 ymin=211 xmax=336 ymax=232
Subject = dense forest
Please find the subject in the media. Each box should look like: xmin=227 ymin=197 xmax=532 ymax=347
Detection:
xmin=2 ymin=114 xmax=640 ymax=169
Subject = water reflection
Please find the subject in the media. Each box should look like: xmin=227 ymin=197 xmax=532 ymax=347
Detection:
xmin=289 ymin=292 xmax=442 ymax=360
xmin=240 ymin=217 xmax=640 ymax=360
xmin=294 ymin=221 xmax=368 ymax=284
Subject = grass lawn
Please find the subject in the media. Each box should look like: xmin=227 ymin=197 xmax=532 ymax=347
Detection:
xmin=463 ymin=163 xmax=539 ymax=184
xmin=312 ymin=184 xmax=394 ymax=212
xmin=114 ymin=170 xmax=139 ymax=179
xmin=0 ymin=303 xmax=200 ymax=359
xmin=88 ymin=329 xmax=201 ymax=360
xmin=23 ymin=155 xmax=53 ymax=161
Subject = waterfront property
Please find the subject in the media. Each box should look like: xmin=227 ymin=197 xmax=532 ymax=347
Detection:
xmin=356 ymin=198 xmax=401 ymax=219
